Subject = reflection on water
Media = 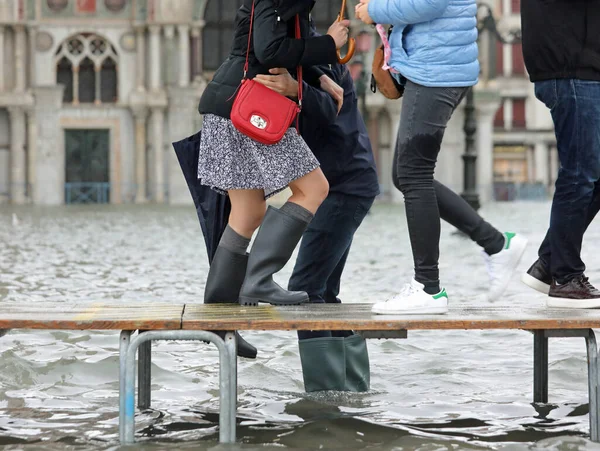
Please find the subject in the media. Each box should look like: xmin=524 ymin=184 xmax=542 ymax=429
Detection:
xmin=1 ymin=202 xmax=600 ymax=450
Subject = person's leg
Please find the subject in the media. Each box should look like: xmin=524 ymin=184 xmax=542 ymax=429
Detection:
xmin=239 ymin=168 xmax=329 ymax=306
xmin=538 ymin=179 xmax=600 ymax=268
xmin=290 ymin=194 xmax=374 ymax=339
xmin=324 ymin=246 xmax=350 ymax=305
xmin=289 ymin=193 xmax=353 ymax=305
xmin=531 ymin=79 xmax=600 ymax=307
xmin=524 ymin=180 xmax=600 ymax=294
xmin=433 ymin=180 xmax=505 ymax=254
xmin=544 ymin=80 xmax=600 ymax=284
xmin=392 ymin=82 xmax=468 ymax=294
xmin=431 ymin=180 xmax=527 ymax=300
xmin=373 ymin=81 xmax=467 ymax=316
xmin=204 ymin=189 xmax=266 ymax=358
xmin=323 ymin=196 xmax=375 ymax=305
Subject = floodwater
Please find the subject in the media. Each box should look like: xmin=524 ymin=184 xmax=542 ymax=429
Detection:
xmin=1 ymin=201 xmax=600 ymax=451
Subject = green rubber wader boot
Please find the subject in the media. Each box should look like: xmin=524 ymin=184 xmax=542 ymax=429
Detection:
xmin=239 ymin=206 xmax=310 ymax=306
xmin=205 ymin=245 xmax=257 ymax=359
xmin=299 ymin=337 xmax=346 ymax=392
xmin=343 ymin=334 xmax=370 ymax=392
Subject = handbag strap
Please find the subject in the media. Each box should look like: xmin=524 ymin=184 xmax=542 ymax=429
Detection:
xmin=244 ymin=1 xmax=303 ymax=109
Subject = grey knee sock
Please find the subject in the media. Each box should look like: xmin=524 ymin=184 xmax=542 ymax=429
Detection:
xmin=280 ymin=202 xmax=314 ymax=224
xmin=220 ymin=225 xmax=251 ymax=255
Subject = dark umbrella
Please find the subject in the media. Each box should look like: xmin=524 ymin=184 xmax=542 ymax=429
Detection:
xmin=172 ymin=131 xmax=230 ymax=263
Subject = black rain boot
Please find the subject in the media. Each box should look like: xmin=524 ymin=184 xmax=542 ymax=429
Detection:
xmin=205 ymin=245 xmax=257 ymax=359
xmin=239 ymin=206 xmax=310 ymax=306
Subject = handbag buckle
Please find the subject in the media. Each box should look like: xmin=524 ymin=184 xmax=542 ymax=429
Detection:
xmin=250 ymin=115 xmax=268 ymax=130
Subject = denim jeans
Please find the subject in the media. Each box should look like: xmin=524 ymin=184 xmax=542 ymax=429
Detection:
xmin=288 ymin=192 xmax=375 ymax=339
xmin=534 ymin=79 xmax=600 ymax=283
xmin=392 ymin=80 xmax=474 ymax=290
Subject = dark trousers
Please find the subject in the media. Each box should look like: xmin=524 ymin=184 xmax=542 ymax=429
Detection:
xmin=534 ymin=80 xmax=600 ymax=283
xmin=392 ymin=80 xmax=504 ymax=289
xmin=288 ymin=192 xmax=375 ymax=340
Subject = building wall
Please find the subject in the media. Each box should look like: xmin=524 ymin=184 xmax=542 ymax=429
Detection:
xmin=0 ymin=0 xmax=555 ymax=205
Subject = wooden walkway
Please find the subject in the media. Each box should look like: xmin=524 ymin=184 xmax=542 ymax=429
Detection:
xmin=4 ymin=302 xmax=600 ymax=330
xmin=2 ymin=302 xmax=600 ymax=445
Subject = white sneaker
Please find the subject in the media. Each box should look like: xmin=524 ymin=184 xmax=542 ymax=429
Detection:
xmin=372 ymin=279 xmax=449 ymax=315
xmin=483 ymin=232 xmax=528 ymax=301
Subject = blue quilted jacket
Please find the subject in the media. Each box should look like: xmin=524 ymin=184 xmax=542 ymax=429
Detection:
xmin=368 ymin=0 xmax=479 ymax=87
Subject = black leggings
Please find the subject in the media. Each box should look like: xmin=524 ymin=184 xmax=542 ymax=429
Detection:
xmin=392 ymin=81 xmax=504 ymax=290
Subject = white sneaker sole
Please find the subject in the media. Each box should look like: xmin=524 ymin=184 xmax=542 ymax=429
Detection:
xmin=371 ymin=305 xmax=448 ymax=315
xmin=547 ymin=297 xmax=600 ymax=309
xmin=488 ymin=237 xmax=528 ymax=301
xmin=521 ymin=273 xmax=551 ymax=294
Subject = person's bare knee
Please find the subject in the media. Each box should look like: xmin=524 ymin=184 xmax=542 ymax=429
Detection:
xmin=289 ymin=169 xmax=329 ymax=213
xmin=228 ymin=190 xmax=267 ymax=238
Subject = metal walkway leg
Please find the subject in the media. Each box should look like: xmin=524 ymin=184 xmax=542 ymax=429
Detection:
xmin=138 ymin=334 xmax=152 ymax=410
xmin=586 ymin=329 xmax=599 ymax=442
xmin=119 ymin=330 xmax=132 ymax=443
xmin=224 ymin=332 xmax=238 ymax=443
xmin=121 ymin=330 xmax=237 ymax=445
xmin=533 ymin=330 xmax=548 ymax=403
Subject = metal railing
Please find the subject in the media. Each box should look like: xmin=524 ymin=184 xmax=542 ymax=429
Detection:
xmin=65 ymin=182 xmax=110 ymax=204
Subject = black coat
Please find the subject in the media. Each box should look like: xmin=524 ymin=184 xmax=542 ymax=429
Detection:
xmin=198 ymin=0 xmax=338 ymax=119
xmin=521 ymin=0 xmax=600 ymax=82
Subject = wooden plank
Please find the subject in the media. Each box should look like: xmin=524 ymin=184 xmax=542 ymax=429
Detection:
xmin=181 ymin=303 xmax=600 ymax=331
xmin=0 ymin=303 xmax=185 ymax=330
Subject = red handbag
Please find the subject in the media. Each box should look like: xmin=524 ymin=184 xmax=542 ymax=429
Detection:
xmin=230 ymin=0 xmax=303 ymax=145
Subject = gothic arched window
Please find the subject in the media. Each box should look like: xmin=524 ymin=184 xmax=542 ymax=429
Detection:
xmin=55 ymin=33 xmax=119 ymax=104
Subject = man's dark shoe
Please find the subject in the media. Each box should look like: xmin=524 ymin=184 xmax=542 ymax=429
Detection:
xmin=521 ymin=259 xmax=552 ymax=294
xmin=547 ymin=275 xmax=600 ymax=308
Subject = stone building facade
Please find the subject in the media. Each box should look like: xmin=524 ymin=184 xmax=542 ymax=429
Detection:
xmin=0 ymin=0 xmax=544 ymax=206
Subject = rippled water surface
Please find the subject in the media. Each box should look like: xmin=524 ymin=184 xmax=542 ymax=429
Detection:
xmin=1 ymin=202 xmax=600 ymax=450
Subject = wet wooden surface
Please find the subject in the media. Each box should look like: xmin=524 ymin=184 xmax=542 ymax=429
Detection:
xmin=2 ymin=303 xmax=600 ymax=331
xmin=182 ymin=303 xmax=600 ymax=331
xmin=0 ymin=303 xmax=185 ymax=330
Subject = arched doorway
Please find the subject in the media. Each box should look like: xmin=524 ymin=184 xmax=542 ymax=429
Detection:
xmin=55 ymin=33 xmax=118 ymax=204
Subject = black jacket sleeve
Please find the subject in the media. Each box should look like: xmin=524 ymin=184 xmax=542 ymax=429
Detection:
xmin=252 ymin=0 xmax=338 ymax=69
xmin=301 ymin=81 xmax=338 ymax=127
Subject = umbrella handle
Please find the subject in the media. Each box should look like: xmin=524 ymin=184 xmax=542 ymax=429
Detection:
xmin=336 ymin=0 xmax=355 ymax=64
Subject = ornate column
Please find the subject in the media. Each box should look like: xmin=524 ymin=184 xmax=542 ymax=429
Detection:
xmin=28 ymin=26 xmax=37 ymax=88
xmin=135 ymin=25 xmax=146 ymax=91
xmin=34 ymin=86 xmax=64 ymax=205
xmin=8 ymin=107 xmax=27 ymax=204
xmin=163 ymin=25 xmax=175 ymax=86
xmin=534 ymin=141 xmax=549 ymax=186
xmin=0 ymin=26 xmax=5 ymax=91
xmin=133 ymin=108 xmax=148 ymax=203
xmin=14 ymin=25 xmax=26 ymax=92
xmin=475 ymin=89 xmax=502 ymax=204
xmin=151 ymin=108 xmax=165 ymax=203
xmin=177 ymin=25 xmax=190 ymax=87
xmin=149 ymin=25 xmax=162 ymax=92
xmin=190 ymin=24 xmax=203 ymax=82
xmin=27 ymin=110 xmax=37 ymax=202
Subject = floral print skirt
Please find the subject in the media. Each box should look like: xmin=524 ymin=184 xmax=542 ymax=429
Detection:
xmin=197 ymin=114 xmax=320 ymax=199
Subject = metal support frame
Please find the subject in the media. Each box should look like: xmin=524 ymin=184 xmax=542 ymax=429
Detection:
xmin=119 ymin=330 xmax=132 ymax=444
xmin=113 ymin=326 xmax=600 ymax=445
xmin=533 ymin=330 xmax=548 ymax=403
xmin=359 ymin=330 xmax=408 ymax=339
xmin=531 ymin=329 xmax=600 ymax=441
xmin=138 ymin=337 xmax=152 ymax=409
xmin=0 ymin=330 xmax=8 ymax=338
xmin=119 ymin=330 xmax=238 ymax=445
